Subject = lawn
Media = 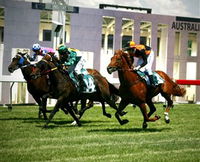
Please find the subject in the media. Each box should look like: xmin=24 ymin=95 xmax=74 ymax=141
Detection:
xmin=0 ymin=104 xmax=200 ymax=162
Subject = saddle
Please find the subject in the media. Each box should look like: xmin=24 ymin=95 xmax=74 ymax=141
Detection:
xmin=136 ymin=70 xmax=164 ymax=86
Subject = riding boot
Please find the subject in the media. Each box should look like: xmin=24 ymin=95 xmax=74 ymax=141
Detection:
xmin=148 ymin=75 xmax=155 ymax=87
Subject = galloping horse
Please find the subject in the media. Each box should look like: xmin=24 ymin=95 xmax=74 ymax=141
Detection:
xmin=31 ymin=56 xmax=123 ymax=127
xmin=8 ymin=52 xmax=53 ymax=119
xmin=107 ymin=49 xmax=186 ymax=128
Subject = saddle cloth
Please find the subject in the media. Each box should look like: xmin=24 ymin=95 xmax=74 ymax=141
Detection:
xmin=69 ymin=69 xmax=96 ymax=93
xmin=136 ymin=70 xmax=164 ymax=86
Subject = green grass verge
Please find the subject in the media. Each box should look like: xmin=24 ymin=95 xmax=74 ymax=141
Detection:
xmin=0 ymin=104 xmax=200 ymax=162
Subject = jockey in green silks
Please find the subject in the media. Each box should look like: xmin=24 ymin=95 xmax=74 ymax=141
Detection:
xmin=57 ymin=44 xmax=88 ymax=89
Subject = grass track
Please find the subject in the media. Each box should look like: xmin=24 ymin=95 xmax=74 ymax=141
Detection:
xmin=0 ymin=104 xmax=200 ymax=162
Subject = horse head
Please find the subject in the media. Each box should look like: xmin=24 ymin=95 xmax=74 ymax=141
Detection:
xmin=8 ymin=52 xmax=30 ymax=73
xmin=107 ymin=49 xmax=131 ymax=74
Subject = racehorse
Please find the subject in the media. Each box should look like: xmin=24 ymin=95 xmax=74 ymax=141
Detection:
xmin=30 ymin=55 xmax=123 ymax=127
xmin=8 ymin=53 xmax=119 ymax=123
xmin=8 ymin=52 xmax=53 ymax=119
xmin=107 ymin=49 xmax=186 ymax=128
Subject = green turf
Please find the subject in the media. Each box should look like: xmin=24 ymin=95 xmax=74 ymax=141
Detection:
xmin=0 ymin=104 xmax=200 ymax=162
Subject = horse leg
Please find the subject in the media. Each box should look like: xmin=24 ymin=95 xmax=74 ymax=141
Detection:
xmin=101 ymin=102 xmax=112 ymax=118
xmin=105 ymin=97 xmax=127 ymax=116
xmin=144 ymin=100 xmax=160 ymax=128
xmin=71 ymin=100 xmax=79 ymax=115
xmin=161 ymin=93 xmax=173 ymax=123
xmin=44 ymin=100 xmax=61 ymax=128
xmin=78 ymin=99 xmax=87 ymax=119
xmin=87 ymin=100 xmax=94 ymax=108
xmin=138 ymin=103 xmax=160 ymax=129
xmin=41 ymin=97 xmax=48 ymax=120
xmin=115 ymin=99 xmax=129 ymax=125
xmin=32 ymin=95 xmax=43 ymax=119
xmin=65 ymin=102 xmax=81 ymax=126
xmin=146 ymin=99 xmax=157 ymax=117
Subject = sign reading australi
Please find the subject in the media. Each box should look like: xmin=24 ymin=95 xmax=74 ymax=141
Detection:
xmin=172 ymin=16 xmax=200 ymax=31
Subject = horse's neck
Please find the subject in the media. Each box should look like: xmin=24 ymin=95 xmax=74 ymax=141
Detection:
xmin=21 ymin=62 xmax=32 ymax=81
xmin=48 ymin=65 xmax=72 ymax=87
xmin=118 ymin=56 xmax=139 ymax=84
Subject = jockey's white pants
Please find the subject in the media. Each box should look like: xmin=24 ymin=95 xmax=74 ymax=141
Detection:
xmin=75 ymin=57 xmax=88 ymax=75
xmin=136 ymin=50 xmax=154 ymax=75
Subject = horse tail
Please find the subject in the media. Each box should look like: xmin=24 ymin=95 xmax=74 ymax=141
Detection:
xmin=108 ymin=82 xmax=120 ymax=102
xmin=157 ymin=71 xmax=186 ymax=97
xmin=171 ymin=80 xmax=186 ymax=97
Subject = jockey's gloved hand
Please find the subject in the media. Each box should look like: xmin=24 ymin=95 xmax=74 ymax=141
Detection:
xmin=134 ymin=66 xmax=141 ymax=71
xmin=63 ymin=65 xmax=69 ymax=70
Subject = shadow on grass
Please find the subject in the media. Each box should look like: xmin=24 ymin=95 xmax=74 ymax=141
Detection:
xmin=88 ymin=127 xmax=171 ymax=133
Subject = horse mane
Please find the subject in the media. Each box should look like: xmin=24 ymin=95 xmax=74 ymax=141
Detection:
xmin=41 ymin=58 xmax=71 ymax=82
xmin=114 ymin=49 xmax=133 ymax=69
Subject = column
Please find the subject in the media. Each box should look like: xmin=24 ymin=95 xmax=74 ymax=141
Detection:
xmin=133 ymin=20 xmax=140 ymax=44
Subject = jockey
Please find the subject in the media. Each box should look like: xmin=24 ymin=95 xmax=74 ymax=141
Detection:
xmin=124 ymin=41 xmax=155 ymax=86
xmin=30 ymin=43 xmax=55 ymax=61
xmin=57 ymin=44 xmax=87 ymax=89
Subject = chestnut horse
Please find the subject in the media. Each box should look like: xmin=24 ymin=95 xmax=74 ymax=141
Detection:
xmin=107 ymin=50 xmax=186 ymax=128
xmin=31 ymin=56 xmax=122 ymax=127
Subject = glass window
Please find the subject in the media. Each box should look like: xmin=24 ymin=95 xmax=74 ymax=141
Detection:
xmin=0 ymin=27 xmax=4 ymax=44
xmin=39 ymin=11 xmax=52 ymax=41
xmin=0 ymin=7 xmax=4 ymax=44
xmin=101 ymin=16 xmax=115 ymax=51
xmin=43 ymin=30 xmax=51 ymax=41
xmin=140 ymin=21 xmax=151 ymax=46
xmin=187 ymin=33 xmax=197 ymax=57
xmin=121 ymin=18 xmax=133 ymax=48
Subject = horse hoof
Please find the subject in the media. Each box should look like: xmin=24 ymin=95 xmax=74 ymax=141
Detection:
xmin=155 ymin=115 xmax=161 ymax=120
xmin=105 ymin=114 xmax=112 ymax=118
xmin=71 ymin=121 xmax=77 ymax=126
xmin=119 ymin=111 xmax=127 ymax=116
xmin=43 ymin=124 xmax=48 ymax=129
xmin=120 ymin=119 xmax=129 ymax=125
xmin=143 ymin=122 xmax=148 ymax=129
xmin=165 ymin=119 xmax=170 ymax=124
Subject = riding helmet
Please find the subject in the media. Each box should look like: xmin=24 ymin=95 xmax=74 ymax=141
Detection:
xmin=32 ymin=43 xmax=41 ymax=51
xmin=57 ymin=44 xmax=69 ymax=55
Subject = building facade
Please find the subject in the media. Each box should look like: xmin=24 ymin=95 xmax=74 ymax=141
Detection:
xmin=0 ymin=0 xmax=200 ymax=104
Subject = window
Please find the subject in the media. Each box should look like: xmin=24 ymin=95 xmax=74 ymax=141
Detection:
xmin=140 ymin=21 xmax=151 ymax=46
xmin=122 ymin=35 xmax=132 ymax=48
xmin=157 ymin=37 xmax=160 ymax=56
xmin=0 ymin=7 xmax=4 ymax=44
xmin=108 ymin=34 xmax=114 ymax=49
xmin=101 ymin=16 xmax=115 ymax=51
xmin=39 ymin=11 xmax=52 ymax=41
xmin=140 ymin=36 xmax=147 ymax=45
xmin=0 ymin=27 xmax=4 ymax=43
xmin=43 ymin=30 xmax=51 ymax=41
xmin=121 ymin=18 xmax=133 ymax=48
xmin=187 ymin=40 xmax=192 ymax=56
xmin=187 ymin=33 xmax=197 ymax=57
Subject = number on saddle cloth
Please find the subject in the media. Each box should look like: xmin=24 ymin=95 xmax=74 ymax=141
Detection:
xmin=136 ymin=71 xmax=164 ymax=86
xmin=80 ymin=69 xmax=96 ymax=93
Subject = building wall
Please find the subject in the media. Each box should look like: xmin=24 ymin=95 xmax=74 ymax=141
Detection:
xmin=0 ymin=0 xmax=200 ymax=104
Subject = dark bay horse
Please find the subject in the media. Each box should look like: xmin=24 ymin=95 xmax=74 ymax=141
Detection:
xmin=8 ymin=52 xmax=53 ymax=119
xmin=31 ymin=56 xmax=122 ymax=127
xmin=107 ymin=49 xmax=186 ymax=128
